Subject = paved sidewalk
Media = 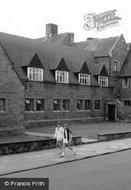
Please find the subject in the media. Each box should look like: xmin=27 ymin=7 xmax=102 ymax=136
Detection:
xmin=1 ymin=138 xmax=131 ymax=176
xmin=26 ymin=122 xmax=131 ymax=139
xmin=25 ymin=131 xmax=99 ymax=144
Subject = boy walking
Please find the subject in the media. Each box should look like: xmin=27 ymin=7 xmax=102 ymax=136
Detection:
xmin=54 ymin=122 xmax=64 ymax=156
xmin=62 ymin=123 xmax=76 ymax=157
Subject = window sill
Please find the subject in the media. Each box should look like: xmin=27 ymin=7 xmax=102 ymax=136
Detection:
xmin=25 ymin=111 xmax=45 ymax=113
xmin=99 ymin=85 xmax=109 ymax=87
xmin=28 ymin=80 xmax=44 ymax=82
xmin=56 ymin=82 xmax=69 ymax=84
xmin=79 ymin=83 xmax=90 ymax=85
xmin=53 ymin=110 xmax=70 ymax=112
xmin=0 ymin=111 xmax=6 ymax=114
xmin=76 ymin=110 xmax=91 ymax=112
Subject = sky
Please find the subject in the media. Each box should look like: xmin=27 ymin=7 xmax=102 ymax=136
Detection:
xmin=0 ymin=0 xmax=130 ymax=42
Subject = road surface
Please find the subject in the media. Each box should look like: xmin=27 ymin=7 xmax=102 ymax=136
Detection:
xmin=3 ymin=150 xmax=131 ymax=190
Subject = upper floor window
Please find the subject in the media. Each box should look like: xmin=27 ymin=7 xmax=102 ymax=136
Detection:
xmin=78 ymin=73 xmax=90 ymax=85
xmin=122 ymin=78 xmax=129 ymax=88
xmin=55 ymin=70 xmax=69 ymax=83
xmin=98 ymin=76 xmax=108 ymax=87
xmin=112 ymin=61 xmax=117 ymax=72
xmin=27 ymin=67 xmax=43 ymax=81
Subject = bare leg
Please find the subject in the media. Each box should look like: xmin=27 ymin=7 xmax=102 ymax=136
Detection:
xmin=60 ymin=141 xmax=65 ymax=157
xmin=67 ymin=143 xmax=76 ymax=155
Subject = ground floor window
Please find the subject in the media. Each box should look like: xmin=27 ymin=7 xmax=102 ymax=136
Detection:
xmin=95 ymin=100 xmax=101 ymax=110
xmin=25 ymin=99 xmax=34 ymax=111
xmin=53 ymin=99 xmax=70 ymax=111
xmin=123 ymin=100 xmax=131 ymax=106
xmin=77 ymin=99 xmax=91 ymax=111
xmin=63 ymin=99 xmax=70 ymax=111
xmin=85 ymin=99 xmax=91 ymax=110
xmin=77 ymin=99 xmax=83 ymax=110
xmin=53 ymin=99 xmax=61 ymax=111
xmin=0 ymin=98 xmax=6 ymax=111
xmin=36 ymin=99 xmax=45 ymax=111
xmin=25 ymin=98 xmax=45 ymax=111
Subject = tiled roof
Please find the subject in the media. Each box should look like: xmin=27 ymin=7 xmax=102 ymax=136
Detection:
xmin=0 ymin=32 xmax=98 ymax=84
xmin=50 ymin=33 xmax=68 ymax=44
xmin=74 ymin=36 xmax=120 ymax=56
xmin=37 ymin=33 xmax=68 ymax=44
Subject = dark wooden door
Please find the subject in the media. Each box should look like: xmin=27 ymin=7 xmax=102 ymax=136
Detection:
xmin=108 ymin=104 xmax=115 ymax=121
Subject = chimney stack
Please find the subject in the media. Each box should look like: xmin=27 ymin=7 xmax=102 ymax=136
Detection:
xmin=46 ymin=23 xmax=58 ymax=39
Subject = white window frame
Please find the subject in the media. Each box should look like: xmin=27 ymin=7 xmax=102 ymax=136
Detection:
xmin=122 ymin=78 xmax=129 ymax=88
xmin=112 ymin=62 xmax=117 ymax=72
xmin=78 ymin=73 xmax=90 ymax=85
xmin=55 ymin=70 xmax=69 ymax=83
xmin=98 ymin=76 xmax=108 ymax=87
xmin=27 ymin=67 xmax=43 ymax=81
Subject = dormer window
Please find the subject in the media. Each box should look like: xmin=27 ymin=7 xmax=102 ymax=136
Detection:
xmin=98 ymin=76 xmax=108 ymax=86
xmin=122 ymin=78 xmax=129 ymax=88
xmin=27 ymin=67 xmax=43 ymax=81
xmin=55 ymin=70 xmax=69 ymax=83
xmin=79 ymin=73 xmax=90 ymax=85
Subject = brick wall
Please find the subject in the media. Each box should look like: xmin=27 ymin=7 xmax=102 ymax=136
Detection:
xmin=25 ymin=81 xmax=114 ymax=121
xmin=111 ymin=35 xmax=128 ymax=74
xmin=0 ymin=45 xmax=25 ymax=132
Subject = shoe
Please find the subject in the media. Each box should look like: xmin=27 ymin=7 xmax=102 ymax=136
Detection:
xmin=60 ymin=152 xmax=64 ymax=157
xmin=72 ymin=150 xmax=76 ymax=155
xmin=57 ymin=151 xmax=62 ymax=154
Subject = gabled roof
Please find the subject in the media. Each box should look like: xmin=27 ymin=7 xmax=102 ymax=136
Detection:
xmin=22 ymin=52 xmax=43 ymax=68
xmin=49 ymin=57 xmax=69 ymax=71
xmin=91 ymin=63 xmax=109 ymax=76
xmin=74 ymin=36 xmax=120 ymax=56
xmin=119 ymin=46 xmax=131 ymax=77
xmin=0 ymin=32 xmax=96 ymax=84
xmin=73 ymin=61 xmax=91 ymax=74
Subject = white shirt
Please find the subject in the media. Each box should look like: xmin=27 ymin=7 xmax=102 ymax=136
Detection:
xmin=54 ymin=126 xmax=64 ymax=141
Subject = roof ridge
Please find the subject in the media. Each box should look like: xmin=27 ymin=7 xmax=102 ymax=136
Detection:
xmin=0 ymin=32 xmax=34 ymax=40
xmin=109 ymin=35 xmax=121 ymax=55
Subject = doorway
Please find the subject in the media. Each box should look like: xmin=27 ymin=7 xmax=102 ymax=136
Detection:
xmin=108 ymin=104 xmax=116 ymax=121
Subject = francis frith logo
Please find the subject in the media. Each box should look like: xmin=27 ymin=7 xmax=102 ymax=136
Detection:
xmin=84 ymin=9 xmax=121 ymax=31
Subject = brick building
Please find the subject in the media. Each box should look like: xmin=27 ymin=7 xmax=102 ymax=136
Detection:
xmin=0 ymin=23 xmax=129 ymax=131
